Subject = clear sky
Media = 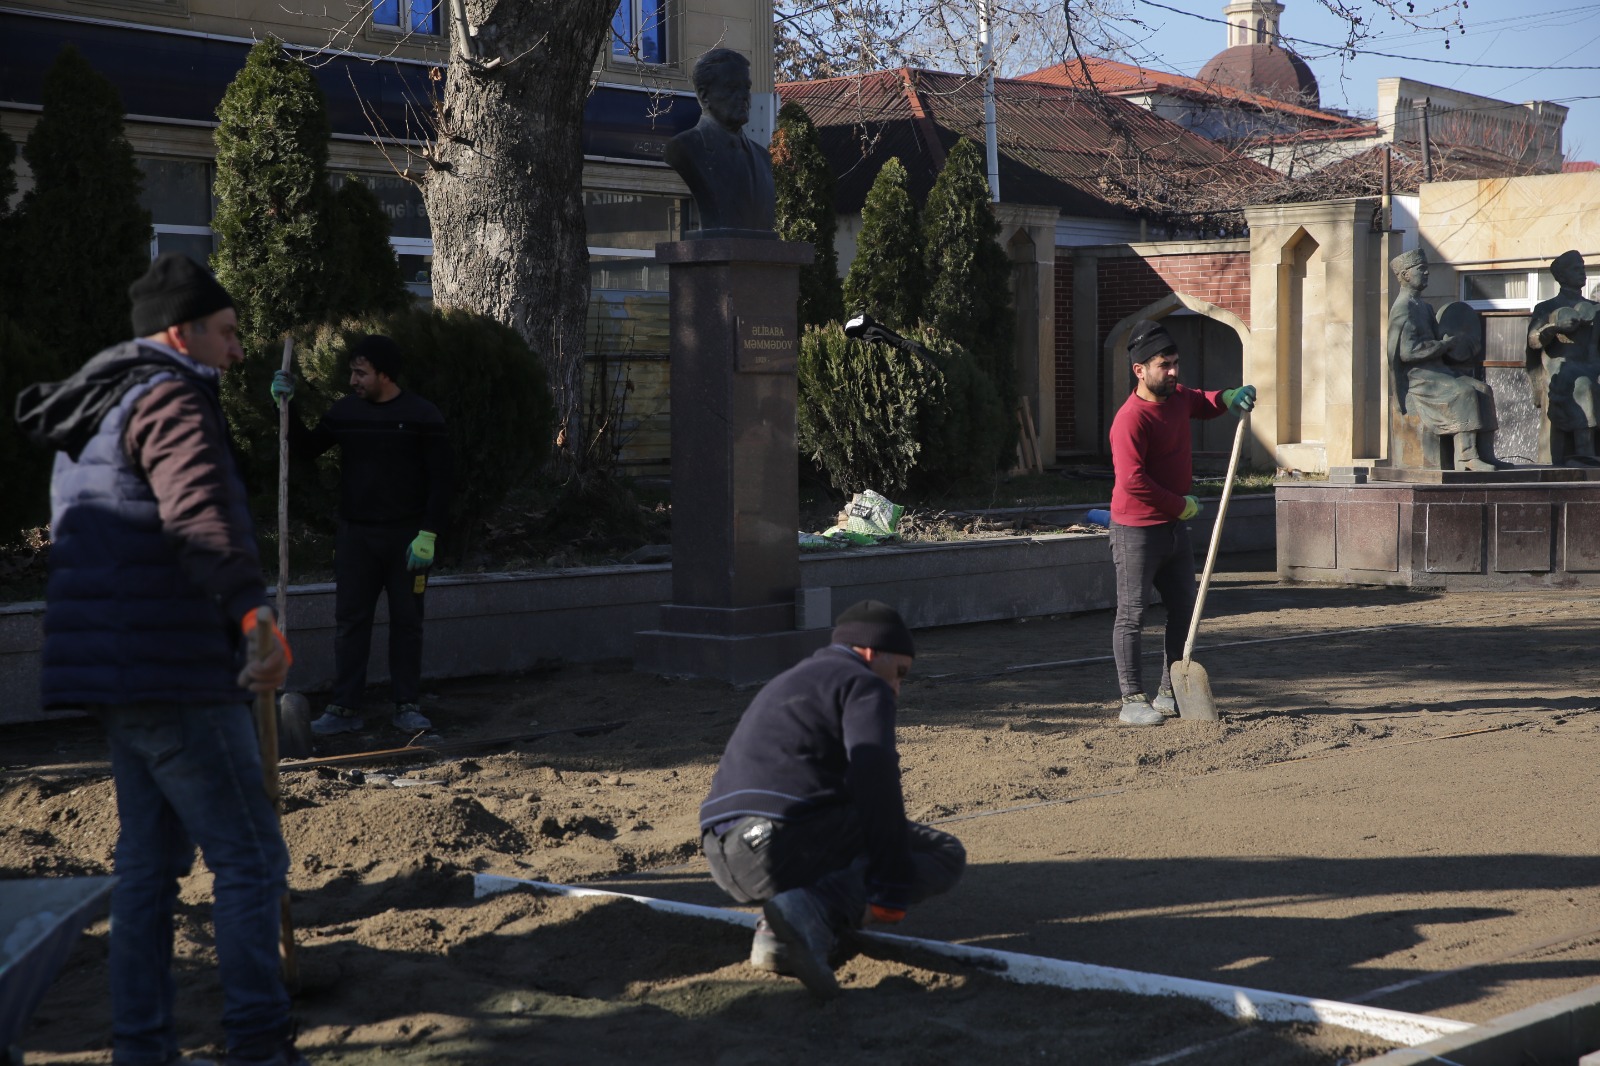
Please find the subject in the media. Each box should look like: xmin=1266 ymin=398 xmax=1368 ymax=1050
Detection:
xmin=1111 ymin=0 xmax=1600 ymax=163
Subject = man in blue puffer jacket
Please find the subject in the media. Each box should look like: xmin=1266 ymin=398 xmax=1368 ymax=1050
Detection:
xmin=700 ymin=600 xmax=966 ymax=999
xmin=14 ymin=252 xmax=306 ymax=1066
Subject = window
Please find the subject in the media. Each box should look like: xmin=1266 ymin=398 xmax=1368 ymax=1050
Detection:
xmin=373 ymin=0 xmax=440 ymax=36
xmin=1461 ymin=267 xmax=1600 ymax=367
xmin=137 ymin=157 xmax=214 ymax=262
xmin=611 ymin=0 xmax=667 ymax=64
xmin=584 ymin=190 xmax=691 ymax=357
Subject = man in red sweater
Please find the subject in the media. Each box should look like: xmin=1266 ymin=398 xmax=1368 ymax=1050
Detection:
xmin=1109 ymin=320 xmax=1255 ymax=726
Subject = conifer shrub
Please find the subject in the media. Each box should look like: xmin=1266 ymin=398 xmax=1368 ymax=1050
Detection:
xmin=908 ymin=328 xmax=1008 ymax=492
xmin=843 ymin=157 xmax=923 ymax=330
xmin=0 ymin=316 xmax=63 ymax=540
xmin=212 ymin=38 xmax=334 ymax=344
xmin=797 ymin=323 xmax=934 ymax=495
xmin=772 ymin=103 xmax=844 ymax=328
xmin=325 ymin=175 xmax=410 ymax=323
xmin=7 ymin=46 xmax=151 ymax=369
xmin=922 ymin=138 xmax=1016 ymax=467
xmin=288 ymin=307 xmax=554 ymax=555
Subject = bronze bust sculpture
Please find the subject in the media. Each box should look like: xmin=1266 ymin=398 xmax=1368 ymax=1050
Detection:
xmin=1387 ymin=248 xmax=1502 ymax=470
xmin=665 ymin=48 xmax=777 ymax=239
xmin=1527 ymin=250 xmax=1600 ymax=466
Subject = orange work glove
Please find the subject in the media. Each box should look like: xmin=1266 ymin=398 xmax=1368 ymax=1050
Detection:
xmin=239 ymin=609 xmax=293 ymax=692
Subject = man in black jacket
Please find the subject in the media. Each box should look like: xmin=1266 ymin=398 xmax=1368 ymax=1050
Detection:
xmin=700 ymin=601 xmax=966 ymax=998
xmin=271 ymin=336 xmax=452 ymax=736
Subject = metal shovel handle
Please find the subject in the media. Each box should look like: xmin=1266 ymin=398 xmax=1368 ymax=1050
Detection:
xmin=1180 ymin=411 xmax=1250 ymax=665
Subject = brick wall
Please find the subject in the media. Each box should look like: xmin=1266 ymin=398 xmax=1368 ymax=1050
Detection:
xmin=1054 ymin=249 xmax=1250 ymax=453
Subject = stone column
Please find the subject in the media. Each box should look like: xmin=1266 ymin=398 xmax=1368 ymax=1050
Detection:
xmin=632 ymin=237 xmax=831 ymax=685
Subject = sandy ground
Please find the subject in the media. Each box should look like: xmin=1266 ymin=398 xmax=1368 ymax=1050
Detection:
xmin=7 ymin=550 xmax=1600 ymax=1065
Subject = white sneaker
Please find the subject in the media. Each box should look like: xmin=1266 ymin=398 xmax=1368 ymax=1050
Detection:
xmin=392 ymin=704 xmax=433 ymax=732
xmin=310 ymin=704 xmax=364 ymax=736
xmin=1152 ymin=688 xmax=1179 ymax=717
xmin=1118 ymin=695 xmax=1165 ymax=727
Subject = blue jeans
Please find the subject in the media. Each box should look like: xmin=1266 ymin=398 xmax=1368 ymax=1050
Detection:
xmin=95 ymin=702 xmax=291 ymax=1065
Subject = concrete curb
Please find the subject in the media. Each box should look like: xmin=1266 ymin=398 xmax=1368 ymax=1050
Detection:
xmin=0 ymin=495 xmax=1275 ymax=724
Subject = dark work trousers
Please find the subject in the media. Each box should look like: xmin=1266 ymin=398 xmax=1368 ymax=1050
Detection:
xmin=332 ymin=520 xmax=425 ymax=708
xmin=702 ymin=804 xmax=966 ymax=931
xmin=1110 ymin=518 xmax=1197 ymax=698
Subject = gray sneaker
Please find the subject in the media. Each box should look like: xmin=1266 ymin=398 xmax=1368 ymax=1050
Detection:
xmin=392 ymin=704 xmax=433 ymax=732
xmin=1152 ymin=687 xmax=1179 ymax=717
xmin=762 ymin=888 xmax=840 ymax=999
xmin=310 ymin=704 xmax=363 ymax=736
xmin=1119 ymin=694 xmax=1165 ymax=727
xmin=749 ymin=916 xmax=791 ymax=974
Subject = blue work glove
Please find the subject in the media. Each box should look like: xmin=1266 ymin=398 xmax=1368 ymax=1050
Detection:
xmin=1221 ymin=384 xmax=1256 ymax=414
xmin=270 ymin=370 xmax=295 ymax=408
xmin=1179 ymin=496 xmax=1201 ymax=521
xmin=406 ymin=530 xmax=436 ymax=571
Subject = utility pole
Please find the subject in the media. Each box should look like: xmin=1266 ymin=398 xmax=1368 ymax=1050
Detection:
xmin=979 ymin=0 xmax=1000 ymax=202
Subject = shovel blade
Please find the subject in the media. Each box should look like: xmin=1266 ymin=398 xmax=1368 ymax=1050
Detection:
xmin=1170 ymin=660 xmax=1218 ymax=721
xmin=278 ymin=692 xmax=313 ymax=760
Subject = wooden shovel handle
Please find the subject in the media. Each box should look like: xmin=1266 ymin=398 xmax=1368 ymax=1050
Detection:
xmin=1181 ymin=412 xmax=1249 ymax=665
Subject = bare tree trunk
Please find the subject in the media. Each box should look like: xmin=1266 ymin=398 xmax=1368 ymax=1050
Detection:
xmin=421 ymin=0 xmax=614 ymax=473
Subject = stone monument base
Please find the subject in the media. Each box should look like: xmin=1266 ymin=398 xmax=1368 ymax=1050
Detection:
xmin=1278 ymin=470 xmax=1600 ymax=589
xmin=633 ymin=602 xmax=830 ymax=686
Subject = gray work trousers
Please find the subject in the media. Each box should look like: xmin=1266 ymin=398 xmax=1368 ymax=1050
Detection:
xmin=1110 ymin=519 xmax=1196 ymax=698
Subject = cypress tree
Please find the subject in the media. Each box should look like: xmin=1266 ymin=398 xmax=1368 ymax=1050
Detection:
xmin=842 ymin=156 xmax=923 ymax=330
xmin=922 ymin=138 xmax=1016 ymax=467
xmin=923 ymin=139 xmax=1015 ymax=378
xmin=772 ymin=102 xmax=844 ymax=328
xmin=9 ymin=46 xmax=151 ymax=367
xmin=325 ymin=175 xmax=409 ymax=322
xmin=212 ymin=38 xmax=334 ymax=343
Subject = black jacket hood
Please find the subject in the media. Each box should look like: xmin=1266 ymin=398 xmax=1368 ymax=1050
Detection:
xmin=14 ymin=341 xmax=198 ymax=461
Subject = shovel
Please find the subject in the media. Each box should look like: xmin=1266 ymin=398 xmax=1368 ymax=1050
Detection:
xmin=273 ymin=335 xmax=312 ymax=759
xmin=1171 ymin=411 xmax=1249 ymax=722
xmin=250 ymin=606 xmax=301 ymax=992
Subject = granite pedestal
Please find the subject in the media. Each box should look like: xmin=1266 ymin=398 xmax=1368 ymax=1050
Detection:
xmin=633 ymin=237 xmax=829 ymax=685
xmin=1278 ymin=466 xmax=1600 ymax=589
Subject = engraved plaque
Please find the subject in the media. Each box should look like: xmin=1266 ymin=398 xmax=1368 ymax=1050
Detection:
xmin=735 ymin=317 xmax=797 ymax=373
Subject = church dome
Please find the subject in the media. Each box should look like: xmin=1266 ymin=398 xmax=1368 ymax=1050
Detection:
xmin=1197 ymin=43 xmax=1320 ymax=107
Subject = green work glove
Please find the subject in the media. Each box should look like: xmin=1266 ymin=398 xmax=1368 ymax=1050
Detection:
xmin=269 ymin=370 xmax=295 ymax=408
xmin=406 ymin=530 xmax=436 ymax=571
xmin=1221 ymin=384 xmax=1257 ymax=414
xmin=1179 ymin=496 xmax=1201 ymax=521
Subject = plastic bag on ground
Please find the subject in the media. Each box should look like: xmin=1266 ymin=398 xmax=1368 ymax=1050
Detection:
xmin=820 ymin=490 xmax=904 ymax=545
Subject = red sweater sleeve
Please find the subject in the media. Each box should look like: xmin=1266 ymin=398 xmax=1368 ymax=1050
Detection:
xmin=1110 ymin=387 xmax=1228 ymax=525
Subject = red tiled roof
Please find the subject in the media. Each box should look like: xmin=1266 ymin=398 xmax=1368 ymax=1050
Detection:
xmin=777 ymin=66 xmax=1275 ymax=219
xmin=1018 ymin=56 xmax=1355 ymax=129
xmin=1565 ymin=160 xmax=1599 ymax=173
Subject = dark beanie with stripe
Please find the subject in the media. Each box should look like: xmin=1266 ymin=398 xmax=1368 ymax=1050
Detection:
xmin=129 ymin=252 xmax=235 ymax=336
xmin=1127 ymin=319 xmax=1176 ymax=364
xmin=831 ymin=599 xmax=915 ymax=658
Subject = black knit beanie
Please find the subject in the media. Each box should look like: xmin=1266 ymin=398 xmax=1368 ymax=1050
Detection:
xmin=129 ymin=252 xmax=235 ymax=336
xmin=347 ymin=334 xmax=403 ymax=381
xmin=1127 ymin=320 xmax=1176 ymax=364
xmin=831 ymin=600 xmax=915 ymax=658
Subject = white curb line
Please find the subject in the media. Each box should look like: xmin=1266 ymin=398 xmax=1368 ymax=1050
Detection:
xmin=472 ymin=873 xmax=1472 ymax=1047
